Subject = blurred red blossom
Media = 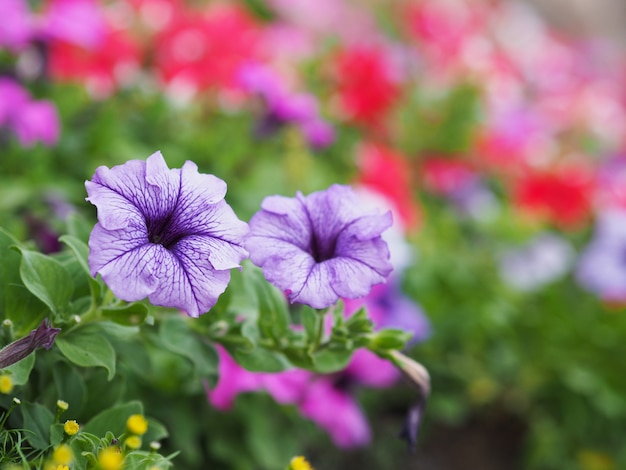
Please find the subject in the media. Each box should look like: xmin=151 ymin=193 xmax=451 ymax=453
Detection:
xmin=48 ymin=27 xmax=142 ymax=97
xmin=153 ymin=3 xmax=263 ymax=93
xmin=356 ymin=143 xmax=420 ymax=231
xmin=513 ymin=165 xmax=596 ymax=229
xmin=333 ymin=45 xmax=401 ymax=130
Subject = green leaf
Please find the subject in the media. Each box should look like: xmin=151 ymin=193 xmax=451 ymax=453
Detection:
xmin=301 ymin=306 xmax=320 ymax=345
xmin=233 ymin=347 xmax=290 ymax=373
xmin=50 ymin=423 xmax=64 ymax=447
xmin=0 ymin=228 xmax=22 ymax=310
xmin=58 ymin=235 xmax=90 ymax=278
xmin=312 ymin=347 xmax=354 ymax=374
xmin=243 ymin=263 xmax=290 ymax=343
xmin=13 ymin=247 xmax=74 ymax=314
xmin=144 ymin=417 xmax=169 ymax=443
xmin=59 ymin=234 xmax=102 ymax=302
xmin=56 ymin=327 xmax=116 ymax=380
xmin=3 ymin=353 xmax=35 ymax=385
xmin=160 ymin=315 xmax=219 ymax=381
xmin=52 ymin=361 xmax=87 ymax=415
xmin=20 ymin=402 xmax=54 ymax=449
xmin=82 ymin=400 xmax=143 ymax=438
xmin=367 ymin=328 xmax=414 ymax=351
xmin=101 ymin=302 xmax=148 ymax=326
xmin=0 ymin=228 xmax=47 ymax=331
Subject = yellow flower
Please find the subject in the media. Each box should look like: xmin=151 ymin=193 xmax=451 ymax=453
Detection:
xmin=126 ymin=414 xmax=148 ymax=435
xmin=52 ymin=444 xmax=73 ymax=465
xmin=44 ymin=464 xmax=69 ymax=470
xmin=98 ymin=446 xmax=124 ymax=470
xmin=64 ymin=419 xmax=80 ymax=436
xmin=124 ymin=435 xmax=142 ymax=450
xmin=578 ymin=450 xmax=615 ymax=470
xmin=56 ymin=400 xmax=69 ymax=411
xmin=0 ymin=375 xmax=13 ymax=394
xmin=290 ymin=456 xmax=314 ymax=470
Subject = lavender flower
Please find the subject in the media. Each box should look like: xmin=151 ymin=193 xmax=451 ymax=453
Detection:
xmin=86 ymin=151 xmax=249 ymax=317
xmin=499 ymin=233 xmax=574 ymax=292
xmin=245 ymin=184 xmax=393 ymax=309
xmin=576 ymin=210 xmax=626 ymax=302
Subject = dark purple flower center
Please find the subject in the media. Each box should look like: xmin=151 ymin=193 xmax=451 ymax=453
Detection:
xmin=147 ymin=213 xmax=185 ymax=249
xmin=309 ymin=230 xmax=337 ymax=263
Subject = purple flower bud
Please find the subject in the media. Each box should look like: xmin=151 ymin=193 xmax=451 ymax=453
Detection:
xmin=0 ymin=320 xmax=60 ymax=369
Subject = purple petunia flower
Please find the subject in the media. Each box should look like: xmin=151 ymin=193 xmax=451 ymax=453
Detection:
xmin=86 ymin=151 xmax=249 ymax=317
xmin=245 ymin=184 xmax=393 ymax=309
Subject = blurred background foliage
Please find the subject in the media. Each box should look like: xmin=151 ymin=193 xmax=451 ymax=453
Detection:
xmin=2 ymin=0 xmax=626 ymax=469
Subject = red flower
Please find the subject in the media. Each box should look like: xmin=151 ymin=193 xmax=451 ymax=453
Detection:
xmin=153 ymin=4 xmax=262 ymax=92
xmin=513 ymin=165 xmax=595 ymax=229
xmin=333 ymin=45 xmax=400 ymax=129
xmin=357 ymin=143 xmax=420 ymax=230
xmin=48 ymin=28 xmax=141 ymax=97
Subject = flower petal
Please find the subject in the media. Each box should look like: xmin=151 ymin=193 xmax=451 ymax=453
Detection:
xmin=290 ymin=262 xmax=342 ymax=309
xmin=89 ymin=224 xmax=159 ymax=301
xmin=148 ymin=239 xmax=232 ymax=317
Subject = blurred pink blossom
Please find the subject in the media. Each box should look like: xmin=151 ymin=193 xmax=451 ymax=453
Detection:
xmin=0 ymin=0 xmax=33 ymax=51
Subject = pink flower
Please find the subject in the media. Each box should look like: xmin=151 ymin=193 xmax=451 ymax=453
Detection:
xmin=12 ymin=100 xmax=60 ymax=147
xmin=39 ymin=0 xmax=107 ymax=49
xmin=0 ymin=0 xmax=33 ymax=51
xmin=207 ymin=345 xmax=311 ymax=410
xmin=299 ymin=378 xmax=370 ymax=448
xmin=206 ymin=345 xmax=374 ymax=448
xmin=0 ymin=78 xmax=60 ymax=147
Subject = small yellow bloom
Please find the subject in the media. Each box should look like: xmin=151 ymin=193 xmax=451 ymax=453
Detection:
xmin=578 ymin=450 xmax=615 ymax=470
xmin=0 ymin=375 xmax=13 ymax=394
xmin=98 ymin=446 xmax=124 ymax=470
xmin=56 ymin=400 xmax=69 ymax=411
xmin=290 ymin=456 xmax=314 ymax=470
xmin=64 ymin=419 xmax=80 ymax=436
xmin=52 ymin=444 xmax=73 ymax=465
xmin=126 ymin=414 xmax=148 ymax=435
xmin=43 ymin=464 xmax=69 ymax=470
xmin=124 ymin=435 xmax=142 ymax=450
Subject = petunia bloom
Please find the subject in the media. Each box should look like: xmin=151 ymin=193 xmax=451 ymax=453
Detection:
xmin=245 ymin=184 xmax=393 ymax=309
xmin=86 ymin=151 xmax=249 ymax=317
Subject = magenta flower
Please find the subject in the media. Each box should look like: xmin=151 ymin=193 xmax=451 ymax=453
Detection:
xmin=299 ymin=378 xmax=371 ymax=447
xmin=245 ymin=184 xmax=393 ymax=309
xmin=12 ymin=100 xmax=60 ymax=147
xmin=0 ymin=0 xmax=32 ymax=51
xmin=0 ymin=78 xmax=60 ymax=147
xmin=238 ymin=62 xmax=335 ymax=149
xmin=39 ymin=0 xmax=106 ymax=49
xmin=206 ymin=346 xmax=371 ymax=448
xmin=207 ymin=345 xmax=311 ymax=410
xmin=86 ymin=151 xmax=249 ymax=317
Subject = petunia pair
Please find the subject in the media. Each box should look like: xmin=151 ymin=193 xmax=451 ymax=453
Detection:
xmin=86 ymin=152 xmax=393 ymax=316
